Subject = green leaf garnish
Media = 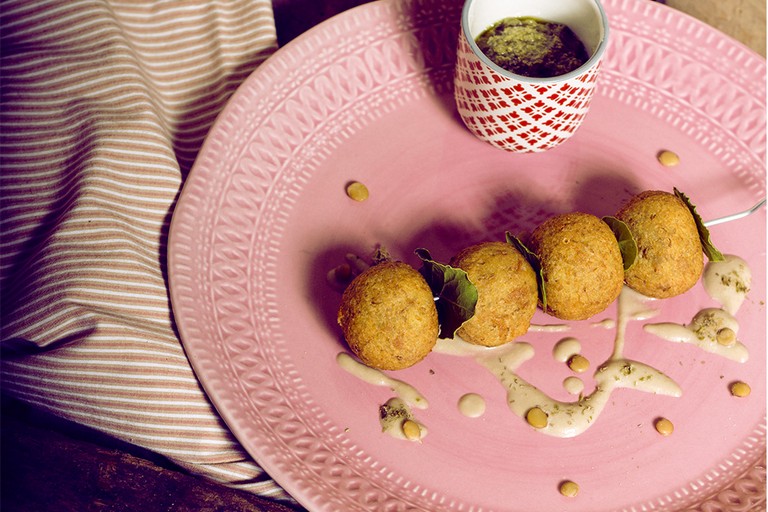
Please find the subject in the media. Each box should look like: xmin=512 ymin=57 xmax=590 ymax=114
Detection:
xmin=414 ymin=248 xmax=477 ymax=339
xmin=602 ymin=216 xmax=638 ymax=271
xmin=505 ymin=232 xmax=547 ymax=312
xmin=674 ymin=187 xmax=725 ymax=262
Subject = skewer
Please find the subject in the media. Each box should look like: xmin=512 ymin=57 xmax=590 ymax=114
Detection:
xmin=704 ymin=198 xmax=766 ymax=227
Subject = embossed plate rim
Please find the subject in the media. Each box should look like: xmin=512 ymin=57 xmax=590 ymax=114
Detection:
xmin=168 ymin=0 xmax=766 ymax=510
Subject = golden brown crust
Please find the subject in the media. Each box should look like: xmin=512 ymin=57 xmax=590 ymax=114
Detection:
xmin=528 ymin=212 xmax=624 ymax=320
xmin=615 ymin=190 xmax=704 ymax=298
xmin=450 ymin=241 xmax=538 ymax=346
xmin=337 ymin=261 xmax=438 ymax=370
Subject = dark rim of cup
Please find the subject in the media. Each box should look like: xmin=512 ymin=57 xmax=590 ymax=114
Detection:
xmin=460 ymin=0 xmax=610 ymax=84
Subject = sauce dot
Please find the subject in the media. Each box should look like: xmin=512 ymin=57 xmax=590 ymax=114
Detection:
xmin=526 ymin=407 xmax=548 ymax=429
xmin=567 ymin=354 xmax=590 ymax=373
xmin=345 ymin=181 xmax=369 ymax=201
xmin=563 ymin=376 xmax=584 ymax=395
xmin=559 ymin=480 xmax=579 ymax=497
xmin=657 ymin=150 xmax=680 ymax=167
xmin=730 ymin=381 xmax=751 ymax=397
xmin=654 ymin=417 xmax=674 ymax=436
xmin=458 ymin=393 xmax=486 ymax=418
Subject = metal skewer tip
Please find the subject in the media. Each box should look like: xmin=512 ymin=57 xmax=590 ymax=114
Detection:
xmin=704 ymin=198 xmax=766 ymax=227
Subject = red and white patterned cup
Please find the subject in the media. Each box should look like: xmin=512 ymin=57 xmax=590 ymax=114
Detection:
xmin=454 ymin=0 xmax=609 ymax=152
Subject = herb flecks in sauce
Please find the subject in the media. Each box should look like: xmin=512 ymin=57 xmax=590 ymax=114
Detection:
xmin=476 ymin=17 xmax=589 ymax=78
xmin=703 ymin=254 xmax=751 ymax=314
xmin=644 ymin=308 xmax=748 ymax=362
xmin=336 ymin=254 xmax=753 ymax=440
xmin=379 ymin=398 xmax=428 ymax=442
xmin=336 ymin=352 xmax=428 ymax=408
xmin=435 ymin=287 xmax=681 ymax=439
xmin=644 ymin=255 xmax=751 ymax=363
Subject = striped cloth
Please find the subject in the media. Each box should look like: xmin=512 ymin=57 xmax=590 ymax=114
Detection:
xmin=0 ymin=0 xmax=292 ymax=502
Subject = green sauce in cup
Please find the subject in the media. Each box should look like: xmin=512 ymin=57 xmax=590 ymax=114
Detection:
xmin=476 ymin=17 xmax=589 ymax=78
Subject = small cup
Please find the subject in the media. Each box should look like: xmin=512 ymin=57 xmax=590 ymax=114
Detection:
xmin=454 ymin=0 xmax=609 ymax=152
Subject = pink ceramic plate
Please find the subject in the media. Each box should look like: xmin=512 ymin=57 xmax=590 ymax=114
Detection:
xmin=168 ymin=0 xmax=766 ymax=510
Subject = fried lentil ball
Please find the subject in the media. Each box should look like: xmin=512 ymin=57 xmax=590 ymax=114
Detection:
xmin=450 ymin=241 xmax=538 ymax=346
xmin=337 ymin=261 xmax=438 ymax=370
xmin=528 ymin=212 xmax=624 ymax=320
xmin=615 ymin=190 xmax=704 ymax=298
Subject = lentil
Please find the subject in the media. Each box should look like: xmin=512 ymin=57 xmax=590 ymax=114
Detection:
xmin=346 ymin=181 xmax=369 ymax=202
xmin=567 ymin=354 xmax=590 ymax=373
xmin=402 ymin=419 xmax=422 ymax=441
xmin=716 ymin=327 xmax=736 ymax=346
xmin=657 ymin=150 xmax=680 ymax=167
xmin=654 ymin=417 xmax=674 ymax=436
xmin=526 ymin=407 xmax=548 ymax=429
xmin=730 ymin=381 xmax=751 ymax=397
xmin=559 ymin=480 xmax=579 ymax=497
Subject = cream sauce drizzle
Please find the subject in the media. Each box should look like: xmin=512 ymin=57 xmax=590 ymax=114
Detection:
xmin=464 ymin=353 xmax=678 ymax=437
xmin=379 ymin=397 xmax=428 ymax=441
xmin=529 ymin=323 xmax=570 ymax=333
xmin=643 ymin=254 xmax=751 ymax=363
xmin=433 ymin=287 xmax=681 ymax=438
xmin=644 ymin=308 xmax=749 ymax=363
xmin=703 ymin=254 xmax=752 ymax=315
xmin=336 ymin=255 xmax=753 ymax=439
xmin=592 ymin=318 xmax=616 ymax=329
xmin=610 ymin=287 xmax=661 ymax=359
xmin=552 ymin=337 xmax=581 ymax=362
xmin=336 ymin=352 xmax=428 ymax=409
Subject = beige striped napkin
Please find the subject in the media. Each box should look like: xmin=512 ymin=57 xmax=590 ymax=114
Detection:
xmin=1 ymin=0 xmax=292 ymax=503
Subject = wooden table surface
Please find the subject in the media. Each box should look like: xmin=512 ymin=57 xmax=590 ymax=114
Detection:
xmin=1 ymin=1 xmax=764 ymax=511
xmin=667 ymin=0 xmax=766 ymax=57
